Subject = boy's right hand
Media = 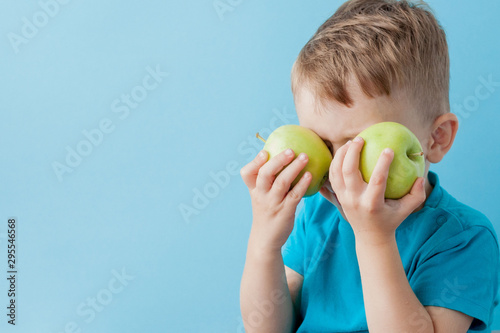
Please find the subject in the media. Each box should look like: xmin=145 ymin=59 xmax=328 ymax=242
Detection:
xmin=240 ymin=148 xmax=312 ymax=253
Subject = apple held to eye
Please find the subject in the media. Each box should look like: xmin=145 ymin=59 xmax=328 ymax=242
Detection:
xmin=257 ymin=122 xmax=423 ymax=199
xmin=358 ymin=122 xmax=425 ymax=199
xmin=257 ymin=125 xmax=333 ymax=197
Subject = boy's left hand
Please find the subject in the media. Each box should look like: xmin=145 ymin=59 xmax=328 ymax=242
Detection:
xmin=329 ymin=136 xmax=427 ymax=245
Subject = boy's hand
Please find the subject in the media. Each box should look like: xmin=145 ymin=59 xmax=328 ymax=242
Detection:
xmin=329 ymin=137 xmax=426 ymax=245
xmin=240 ymin=149 xmax=312 ymax=252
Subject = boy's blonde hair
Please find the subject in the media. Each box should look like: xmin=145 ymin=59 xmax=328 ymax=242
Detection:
xmin=291 ymin=0 xmax=450 ymax=123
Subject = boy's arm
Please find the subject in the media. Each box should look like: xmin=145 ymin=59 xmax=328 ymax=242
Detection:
xmin=355 ymin=235 xmax=473 ymax=332
xmin=240 ymin=247 xmax=304 ymax=332
xmin=330 ymin=137 xmax=473 ymax=332
xmin=426 ymin=306 xmax=473 ymax=332
xmin=239 ymin=149 xmax=311 ymax=333
xmin=240 ymin=244 xmax=295 ymax=333
xmin=285 ymin=266 xmax=303 ymax=317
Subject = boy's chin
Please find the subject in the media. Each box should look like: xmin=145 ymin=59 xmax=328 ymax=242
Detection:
xmin=319 ymin=185 xmax=348 ymax=221
xmin=319 ymin=186 xmax=337 ymax=205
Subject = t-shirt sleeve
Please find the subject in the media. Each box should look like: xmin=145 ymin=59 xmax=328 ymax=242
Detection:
xmin=281 ymin=200 xmax=308 ymax=276
xmin=410 ymin=225 xmax=500 ymax=330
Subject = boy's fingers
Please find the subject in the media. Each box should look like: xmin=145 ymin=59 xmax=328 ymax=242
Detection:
xmin=256 ymin=149 xmax=296 ymax=192
xmin=342 ymin=137 xmax=364 ymax=189
xmin=285 ymin=171 xmax=312 ymax=205
xmin=398 ymin=177 xmax=426 ymax=214
xmin=240 ymin=150 xmax=268 ymax=189
xmin=365 ymin=148 xmax=394 ymax=202
xmin=271 ymin=153 xmax=309 ymax=199
xmin=330 ymin=141 xmax=350 ymax=192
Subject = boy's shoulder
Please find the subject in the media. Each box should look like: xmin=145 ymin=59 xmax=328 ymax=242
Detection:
xmin=425 ymin=171 xmax=497 ymax=242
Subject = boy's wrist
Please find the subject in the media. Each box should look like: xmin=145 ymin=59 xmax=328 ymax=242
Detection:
xmin=246 ymin=244 xmax=283 ymax=265
xmin=354 ymin=230 xmax=397 ymax=249
xmin=247 ymin=229 xmax=284 ymax=263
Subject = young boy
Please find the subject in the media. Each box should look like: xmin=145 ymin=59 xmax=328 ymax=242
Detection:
xmin=239 ymin=0 xmax=499 ymax=332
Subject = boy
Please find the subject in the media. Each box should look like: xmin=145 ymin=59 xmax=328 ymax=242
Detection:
xmin=239 ymin=0 xmax=499 ymax=332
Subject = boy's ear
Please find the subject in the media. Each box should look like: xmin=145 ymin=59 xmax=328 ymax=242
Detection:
xmin=426 ymin=113 xmax=459 ymax=163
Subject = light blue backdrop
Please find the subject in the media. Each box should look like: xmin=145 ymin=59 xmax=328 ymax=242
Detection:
xmin=0 ymin=1 xmax=499 ymax=332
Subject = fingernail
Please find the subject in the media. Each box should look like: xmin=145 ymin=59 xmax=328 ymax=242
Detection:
xmin=258 ymin=151 xmax=266 ymax=159
xmin=346 ymin=140 xmax=352 ymax=146
xmin=285 ymin=149 xmax=294 ymax=156
xmin=354 ymin=137 xmax=363 ymax=143
xmin=299 ymin=153 xmax=308 ymax=160
xmin=383 ymin=148 xmax=393 ymax=154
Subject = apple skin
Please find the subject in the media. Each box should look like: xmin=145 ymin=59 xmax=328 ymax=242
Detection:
xmin=358 ymin=122 xmax=425 ymax=199
xmin=263 ymin=125 xmax=333 ymax=197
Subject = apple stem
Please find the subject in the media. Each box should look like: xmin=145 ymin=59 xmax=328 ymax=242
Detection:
xmin=409 ymin=151 xmax=424 ymax=157
xmin=256 ymin=133 xmax=266 ymax=143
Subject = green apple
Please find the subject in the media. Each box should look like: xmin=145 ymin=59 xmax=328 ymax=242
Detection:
xmin=358 ymin=122 xmax=425 ymax=199
xmin=258 ymin=125 xmax=332 ymax=197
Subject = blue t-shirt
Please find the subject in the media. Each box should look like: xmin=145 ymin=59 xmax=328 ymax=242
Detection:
xmin=282 ymin=171 xmax=499 ymax=332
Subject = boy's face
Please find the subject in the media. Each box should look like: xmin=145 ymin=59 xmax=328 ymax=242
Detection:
xmin=294 ymin=81 xmax=431 ymax=211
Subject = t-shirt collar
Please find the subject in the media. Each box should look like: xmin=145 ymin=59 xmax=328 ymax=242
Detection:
xmin=423 ymin=170 xmax=443 ymax=209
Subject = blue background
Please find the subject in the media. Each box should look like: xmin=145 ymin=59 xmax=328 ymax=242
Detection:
xmin=0 ymin=1 xmax=499 ymax=332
